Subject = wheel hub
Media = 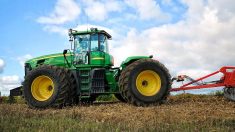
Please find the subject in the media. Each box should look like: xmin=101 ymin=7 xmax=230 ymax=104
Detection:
xmin=136 ymin=70 xmax=161 ymax=96
xmin=142 ymin=80 xmax=148 ymax=87
xmin=48 ymin=85 xmax=53 ymax=91
xmin=31 ymin=75 xmax=54 ymax=101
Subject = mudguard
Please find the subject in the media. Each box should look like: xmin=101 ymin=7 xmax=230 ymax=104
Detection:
xmin=120 ymin=56 xmax=152 ymax=69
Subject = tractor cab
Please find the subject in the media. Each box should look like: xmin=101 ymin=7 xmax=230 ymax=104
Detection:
xmin=69 ymin=28 xmax=114 ymax=67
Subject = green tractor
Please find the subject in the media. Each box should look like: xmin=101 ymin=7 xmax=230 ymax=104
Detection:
xmin=11 ymin=28 xmax=171 ymax=108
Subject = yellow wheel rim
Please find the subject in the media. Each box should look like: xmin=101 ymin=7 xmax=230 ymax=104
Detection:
xmin=136 ymin=70 xmax=161 ymax=96
xmin=31 ymin=75 xmax=54 ymax=101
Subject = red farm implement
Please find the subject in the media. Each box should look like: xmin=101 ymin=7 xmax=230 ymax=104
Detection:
xmin=171 ymin=66 xmax=235 ymax=101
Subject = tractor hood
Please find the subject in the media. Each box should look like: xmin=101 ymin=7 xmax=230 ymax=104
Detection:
xmin=25 ymin=53 xmax=73 ymax=69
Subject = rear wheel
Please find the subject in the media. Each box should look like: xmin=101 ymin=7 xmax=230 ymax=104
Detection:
xmin=119 ymin=59 xmax=171 ymax=106
xmin=23 ymin=65 xmax=70 ymax=108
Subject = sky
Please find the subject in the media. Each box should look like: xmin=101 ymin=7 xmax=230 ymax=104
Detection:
xmin=0 ymin=0 xmax=235 ymax=95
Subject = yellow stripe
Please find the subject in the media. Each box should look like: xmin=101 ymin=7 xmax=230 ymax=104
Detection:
xmin=35 ymin=54 xmax=72 ymax=60
xmin=92 ymin=57 xmax=104 ymax=60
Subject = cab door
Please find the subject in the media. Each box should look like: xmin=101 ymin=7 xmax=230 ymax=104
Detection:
xmin=90 ymin=51 xmax=105 ymax=65
xmin=89 ymin=34 xmax=105 ymax=65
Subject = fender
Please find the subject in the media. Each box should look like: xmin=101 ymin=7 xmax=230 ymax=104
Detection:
xmin=120 ymin=55 xmax=153 ymax=69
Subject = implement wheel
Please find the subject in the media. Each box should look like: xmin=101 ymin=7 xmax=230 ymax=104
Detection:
xmin=23 ymin=65 xmax=70 ymax=108
xmin=224 ymin=87 xmax=235 ymax=101
xmin=119 ymin=59 xmax=171 ymax=106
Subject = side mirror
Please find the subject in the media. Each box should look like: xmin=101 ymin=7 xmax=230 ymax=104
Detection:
xmin=63 ymin=49 xmax=68 ymax=55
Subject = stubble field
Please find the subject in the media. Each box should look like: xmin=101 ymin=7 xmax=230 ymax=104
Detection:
xmin=0 ymin=94 xmax=235 ymax=132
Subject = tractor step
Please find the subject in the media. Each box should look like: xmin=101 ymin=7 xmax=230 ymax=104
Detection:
xmin=91 ymin=69 xmax=105 ymax=93
xmin=79 ymin=68 xmax=106 ymax=96
xmin=79 ymin=68 xmax=91 ymax=96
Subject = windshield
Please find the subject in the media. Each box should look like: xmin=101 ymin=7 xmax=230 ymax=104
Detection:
xmin=74 ymin=33 xmax=108 ymax=53
xmin=73 ymin=33 xmax=108 ymax=64
xmin=74 ymin=34 xmax=89 ymax=53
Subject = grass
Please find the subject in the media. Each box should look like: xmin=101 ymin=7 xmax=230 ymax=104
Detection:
xmin=0 ymin=94 xmax=235 ymax=131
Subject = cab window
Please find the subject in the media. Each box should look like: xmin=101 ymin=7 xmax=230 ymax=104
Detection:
xmin=100 ymin=34 xmax=108 ymax=53
xmin=74 ymin=34 xmax=89 ymax=53
xmin=90 ymin=34 xmax=98 ymax=51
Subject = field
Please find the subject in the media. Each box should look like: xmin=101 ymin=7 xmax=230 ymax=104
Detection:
xmin=0 ymin=94 xmax=235 ymax=132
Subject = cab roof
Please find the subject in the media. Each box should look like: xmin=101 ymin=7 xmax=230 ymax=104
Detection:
xmin=70 ymin=28 xmax=112 ymax=39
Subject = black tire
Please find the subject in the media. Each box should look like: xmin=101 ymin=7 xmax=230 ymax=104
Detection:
xmin=23 ymin=65 xmax=70 ymax=109
xmin=114 ymin=94 xmax=127 ymax=102
xmin=119 ymin=59 xmax=171 ymax=106
xmin=64 ymin=69 xmax=78 ymax=105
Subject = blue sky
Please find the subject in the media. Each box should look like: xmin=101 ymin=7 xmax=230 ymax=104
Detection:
xmin=0 ymin=0 xmax=235 ymax=95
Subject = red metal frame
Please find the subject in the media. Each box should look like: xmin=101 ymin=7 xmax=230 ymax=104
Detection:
xmin=171 ymin=66 xmax=235 ymax=92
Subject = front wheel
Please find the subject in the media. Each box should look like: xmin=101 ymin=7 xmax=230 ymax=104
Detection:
xmin=119 ymin=59 xmax=171 ymax=106
xmin=23 ymin=65 xmax=70 ymax=109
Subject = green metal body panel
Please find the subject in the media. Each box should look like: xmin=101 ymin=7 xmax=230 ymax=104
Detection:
xmin=120 ymin=56 xmax=150 ymax=69
xmin=89 ymin=51 xmax=113 ymax=66
xmin=105 ymin=69 xmax=119 ymax=93
xmin=25 ymin=52 xmax=118 ymax=95
xmin=25 ymin=53 xmax=74 ymax=69
xmin=25 ymin=53 xmax=149 ymax=96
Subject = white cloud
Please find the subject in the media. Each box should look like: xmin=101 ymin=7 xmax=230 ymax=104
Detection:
xmin=43 ymin=25 xmax=68 ymax=36
xmin=181 ymin=0 xmax=206 ymax=22
xmin=208 ymin=0 xmax=235 ymax=22
xmin=111 ymin=0 xmax=235 ymax=80
xmin=0 ymin=59 xmax=5 ymax=73
xmin=111 ymin=28 xmax=148 ymax=66
xmin=37 ymin=0 xmax=81 ymax=25
xmin=41 ymin=24 xmax=116 ymax=37
xmin=125 ymin=0 xmax=170 ymax=21
xmin=0 ymin=75 xmax=21 ymax=95
xmin=17 ymin=54 xmax=33 ymax=68
xmin=83 ymin=0 xmax=123 ymax=21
